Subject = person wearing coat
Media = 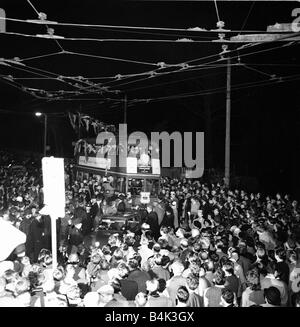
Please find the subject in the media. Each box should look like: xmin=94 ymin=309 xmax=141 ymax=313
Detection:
xmin=146 ymin=205 xmax=160 ymax=241
xmin=26 ymin=214 xmax=51 ymax=263
xmin=161 ymin=203 xmax=175 ymax=230
xmin=19 ymin=208 xmax=33 ymax=238
xmin=90 ymin=193 xmax=104 ymax=230
xmin=153 ymin=200 xmax=165 ymax=226
xmin=66 ymin=217 xmax=85 ymax=255
xmin=116 ymin=194 xmax=126 ymax=213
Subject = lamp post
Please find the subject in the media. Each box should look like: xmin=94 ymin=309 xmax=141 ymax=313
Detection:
xmin=35 ymin=112 xmax=48 ymax=157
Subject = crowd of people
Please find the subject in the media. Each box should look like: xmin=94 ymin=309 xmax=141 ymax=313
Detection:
xmin=0 ymin=150 xmax=300 ymax=307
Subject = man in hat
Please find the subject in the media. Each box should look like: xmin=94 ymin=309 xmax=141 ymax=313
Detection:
xmin=153 ymin=200 xmax=165 ymax=227
xmin=182 ymin=193 xmax=191 ymax=227
xmin=73 ymin=198 xmax=87 ymax=224
xmin=161 ymin=202 xmax=175 ymax=230
xmin=115 ymin=194 xmax=126 ymax=213
xmin=91 ymin=193 xmax=104 ymax=231
xmin=26 ymin=213 xmax=51 ymax=263
xmin=66 ymin=216 xmax=84 ymax=255
xmin=19 ymin=208 xmax=33 ymax=238
xmin=102 ymin=177 xmax=115 ymax=197
xmin=146 ymin=205 xmax=160 ymax=241
xmin=82 ymin=203 xmax=93 ymax=236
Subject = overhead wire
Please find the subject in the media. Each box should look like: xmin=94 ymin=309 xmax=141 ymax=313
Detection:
xmin=20 ymin=51 xmax=63 ymax=62
xmin=1 ymin=31 xmax=218 ymax=43
xmin=131 ymin=73 xmax=300 ymax=105
xmin=65 ymin=50 xmax=158 ymax=67
xmin=13 ymin=39 xmax=297 ymax=101
xmin=72 ymin=24 xmax=217 ymax=40
xmin=92 ymin=41 xmax=299 ymax=92
xmin=26 ymin=0 xmax=65 ymax=53
xmin=0 ymin=8 xmax=299 ymax=103
xmin=241 ymin=64 xmax=274 ymax=78
xmin=238 ymin=1 xmax=256 ymax=35
xmin=55 ymin=41 xmax=291 ymax=95
xmin=0 ymin=15 xmax=287 ymax=34
xmin=26 ymin=0 xmax=40 ymax=17
xmin=213 ymin=0 xmax=221 ymax=23
xmin=1 ymin=39 xmax=297 ymax=102
xmin=121 ymin=69 xmax=228 ymax=93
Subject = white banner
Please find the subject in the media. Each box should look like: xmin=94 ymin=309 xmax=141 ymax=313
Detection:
xmin=79 ymin=156 xmax=111 ymax=170
xmin=0 ymin=219 xmax=26 ymax=261
xmin=42 ymin=157 xmax=65 ymax=218
xmin=151 ymin=158 xmax=161 ymax=175
xmin=126 ymin=157 xmax=137 ymax=174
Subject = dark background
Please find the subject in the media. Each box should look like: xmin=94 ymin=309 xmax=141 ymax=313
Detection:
xmin=0 ymin=1 xmax=299 ymax=198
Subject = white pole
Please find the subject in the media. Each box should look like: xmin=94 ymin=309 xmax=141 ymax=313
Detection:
xmin=51 ymin=214 xmax=58 ymax=270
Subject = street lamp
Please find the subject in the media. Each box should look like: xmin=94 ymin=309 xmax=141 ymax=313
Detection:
xmin=35 ymin=112 xmax=48 ymax=157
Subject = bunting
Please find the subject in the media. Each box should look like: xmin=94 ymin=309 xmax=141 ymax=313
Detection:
xmin=73 ymin=138 xmax=123 ymax=157
xmin=68 ymin=112 xmax=116 ymax=135
xmin=68 ymin=112 xmax=77 ymax=130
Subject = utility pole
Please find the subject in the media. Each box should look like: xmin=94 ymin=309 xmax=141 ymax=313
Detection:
xmin=224 ymin=57 xmax=231 ymax=188
xmin=124 ymin=94 xmax=127 ymax=124
xmin=78 ymin=105 xmax=81 ymax=139
xmin=44 ymin=114 xmax=48 ymax=157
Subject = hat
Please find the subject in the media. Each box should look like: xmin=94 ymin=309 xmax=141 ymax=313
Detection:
xmin=233 ymin=228 xmax=241 ymax=237
xmin=180 ymin=239 xmax=188 ymax=248
xmin=161 ymin=255 xmax=171 ymax=266
xmin=68 ymin=253 xmax=79 ymax=263
xmin=191 ymin=228 xmax=200 ymax=238
xmin=153 ymin=243 xmax=161 ymax=252
xmin=72 ymin=217 xmax=83 ymax=225
xmin=141 ymin=223 xmax=150 ymax=230
xmin=126 ymin=231 xmax=135 ymax=238
xmin=98 ymin=284 xmax=114 ymax=295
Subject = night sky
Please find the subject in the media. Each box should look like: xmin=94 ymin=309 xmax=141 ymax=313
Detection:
xmin=0 ymin=1 xmax=299 ymax=198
